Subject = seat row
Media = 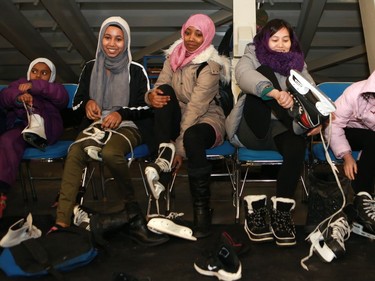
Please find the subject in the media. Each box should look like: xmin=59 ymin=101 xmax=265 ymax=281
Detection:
xmin=5 ymin=82 xmax=356 ymax=224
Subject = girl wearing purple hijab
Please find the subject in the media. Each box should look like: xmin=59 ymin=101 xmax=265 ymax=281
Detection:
xmin=144 ymin=14 xmax=230 ymax=238
xmin=226 ymin=19 xmax=319 ymax=247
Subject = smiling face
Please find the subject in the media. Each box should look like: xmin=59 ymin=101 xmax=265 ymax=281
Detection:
xmin=183 ymin=26 xmax=204 ymax=53
xmin=29 ymin=62 xmax=51 ymax=81
xmin=268 ymin=27 xmax=292 ymax=53
xmin=102 ymin=25 xmax=125 ymax=58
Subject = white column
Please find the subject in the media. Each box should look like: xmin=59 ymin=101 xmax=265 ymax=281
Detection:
xmin=232 ymin=0 xmax=256 ymax=100
xmin=359 ymin=0 xmax=375 ymax=74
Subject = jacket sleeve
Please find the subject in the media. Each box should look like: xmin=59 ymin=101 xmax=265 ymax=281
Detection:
xmin=234 ymin=44 xmax=272 ymax=97
xmin=73 ymin=61 xmax=93 ymax=112
xmin=325 ymin=89 xmax=353 ymax=159
xmin=29 ymin=79 xmax=69 ymax=110
xmin=117 ymin=62 xmax=153 ymax=121
xmin=0 ymin=79 xmax=24 ymax=108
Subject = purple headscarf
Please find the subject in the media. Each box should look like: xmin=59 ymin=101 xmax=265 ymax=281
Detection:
xmin=254 ymin=19 xmax=305 ymax=76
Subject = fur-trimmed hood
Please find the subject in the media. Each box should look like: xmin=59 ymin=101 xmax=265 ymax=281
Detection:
xmin=165 ymin=39 xmax=231 ymax=84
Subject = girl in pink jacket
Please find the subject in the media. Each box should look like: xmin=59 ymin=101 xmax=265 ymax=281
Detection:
xmin=326 ymin=71 xmax=375 ymax=239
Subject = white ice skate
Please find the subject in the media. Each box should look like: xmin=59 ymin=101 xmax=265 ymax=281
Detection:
xmin=145 ymin=143 xmax=175 ymax=200
xmin=0 ymin=213 xmax=42 ymax=248
xmin=147 ymin=217 xmax=197 ymax=241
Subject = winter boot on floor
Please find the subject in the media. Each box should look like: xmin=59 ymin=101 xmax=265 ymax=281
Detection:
xmin=270 ymin=196 xmax=297 ymax=246
xmin=352 ymin=192 xmax=375 ymax=239
xmin=189 ymin=165 xmax=213 ymax=239
xmin=145 ymin=143 xmax=175 ymax=200
xmin=125 ymin=202 xmax=169 ymax=247
xmin=194 ymin=231 xmax=242 ymax=281
xmin=243 ymin=195 xmax=273 ymax=242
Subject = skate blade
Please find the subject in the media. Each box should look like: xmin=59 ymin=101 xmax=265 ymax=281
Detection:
xmin=147 ymin=218 xmax=197 ymax=241
xmin=308 ymin=230 xmax=336 ymax=262
xmin=352 ymin=222 xmax=375 ymax=240
xmin=289 ymin=70 xmax=336 ymax=116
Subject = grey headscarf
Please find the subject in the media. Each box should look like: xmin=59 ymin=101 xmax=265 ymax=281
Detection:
xmin=89 ymin=16 xmax=132 ymax=112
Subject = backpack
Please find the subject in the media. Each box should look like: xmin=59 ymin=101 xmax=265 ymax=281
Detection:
xmin=0 ymin=227 xmax=97 ymax=279
xmin=196 ymin=62 xmax=234 ymax=117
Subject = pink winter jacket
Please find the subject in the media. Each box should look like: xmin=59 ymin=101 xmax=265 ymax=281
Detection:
xmin=325 ymin=71 xmax=375 ymax=159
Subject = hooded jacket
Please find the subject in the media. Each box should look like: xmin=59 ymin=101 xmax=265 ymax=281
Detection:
xmin=325 ymin=71 xmax=375 ymax=159
xmin=145 ymin=39 xmax=231 ymax=157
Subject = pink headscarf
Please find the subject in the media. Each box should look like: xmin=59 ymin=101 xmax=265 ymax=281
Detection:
xmin=170 ymin=14 xmax=215 ymax=72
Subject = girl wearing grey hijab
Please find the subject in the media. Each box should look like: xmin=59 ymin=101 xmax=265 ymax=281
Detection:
xmin=54 ymin=17 xmax=168 ymax=247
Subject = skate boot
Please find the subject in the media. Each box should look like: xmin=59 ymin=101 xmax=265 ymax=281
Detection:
xmin=270 ymin=197 xmax=296 ymax=246
xmin=145 ymin=143 xmax=175 ymax=200
xmin=301 ymin=211 xmax=351 ymax=270
xmin=22 ymin=110 xmax=48 ymax=151
xmin=287 ymin=69 xmax=336 ymax=134
xmin=73 ymin=205 xmax=92 ymax=231
xmin=352 ymin=192 xmax=375 ymax=239
xmin=243 ymin=195 xmax=273 ymax=242
xmin=81 ymin=122 xmax=111 ymax=161
xmin=194 ymin=232 xmax=242 ymax=281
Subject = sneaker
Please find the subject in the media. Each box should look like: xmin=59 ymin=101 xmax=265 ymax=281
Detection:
xmin=243 ymin=195 xmax=273 ymax=242
xmin=301 ymin=211 xmax=351 ymax=269
xmin=194 ymin=236 xmax=242 ymax=281
xmin=145 ymin=143 xmax=175 ymax=200
xmin=352 ymin=192 xmax=375 ymax=239
xmin=73 ymin=205 xmax=91 ymax=231
xmin=0 ymin=193 xmax=7 ymax=219
xmin=270 ymin=197 xmax=296 ymax=246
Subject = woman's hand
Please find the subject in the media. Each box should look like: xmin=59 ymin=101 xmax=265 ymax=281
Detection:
xmin=101 ymin=112 xmax=122 ymax=130
xmin=173 ymin=154 xmax=183 ymax=174
xmin=18 ymin=82 xmax=32 ymax=93
xmin=343 ymin=153 xmax=357 ymax=180
xmin=307 ymin=125 xmax=322 ymax=136
xmin=85 ymin=99 xmax=101 ymax=120
xmin=17 ymin=93 xmax=33 ymax=106
xmin=148 ymin=88 xmax=170 ymax=108
xmin=269 ymin=89 xmax=294 ymax=109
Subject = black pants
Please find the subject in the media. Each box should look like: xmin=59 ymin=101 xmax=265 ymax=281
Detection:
xmin=153 ymin=84 xmax=216 ymax=168
xmin=344 ymin=127 xmax=375 ymax=194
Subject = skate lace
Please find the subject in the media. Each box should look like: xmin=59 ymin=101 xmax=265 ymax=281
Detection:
xmin=69 ymin=120 xmax=136 ymax=167
xmin=155 ymin=146 xmax=173 ymax=172
xmin=329 ymin=217 xmax=351 ymax=247
xmin=363 ymin=198 xmax=375 ymax=220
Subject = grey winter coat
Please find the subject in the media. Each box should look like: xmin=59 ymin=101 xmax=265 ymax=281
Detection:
xmin=145 ymin=40 xmax=231 ymax=157
xmin=226 ymin=44 xmax=314 ymax=147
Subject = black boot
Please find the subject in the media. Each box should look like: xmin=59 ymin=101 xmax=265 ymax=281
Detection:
xmin=90 ymin=209 xmax=129 ymax=246
xmin=126 ymin=202 xmax=169 ymax=247
xmin=189 ymin=165 xmax=213 ymax=239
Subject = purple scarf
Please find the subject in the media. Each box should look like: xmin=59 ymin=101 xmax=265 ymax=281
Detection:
xmin=255 ymin=42 xmax=305 ymax=76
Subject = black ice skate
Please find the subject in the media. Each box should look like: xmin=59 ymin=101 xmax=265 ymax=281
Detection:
xmin=287 ymin=69 xmax=336 ymax=132
xmin=352 ymin=192 xmax=375 ymax=240
xmin=305 ymin=211 xmax=350 ymax=265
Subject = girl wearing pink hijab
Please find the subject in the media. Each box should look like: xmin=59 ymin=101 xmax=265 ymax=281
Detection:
xmin=144 ymin=14 xmax=230 ymax=238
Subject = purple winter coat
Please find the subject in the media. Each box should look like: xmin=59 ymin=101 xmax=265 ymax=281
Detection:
xmin=0 ymin=78 xmax=69 ymax=144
